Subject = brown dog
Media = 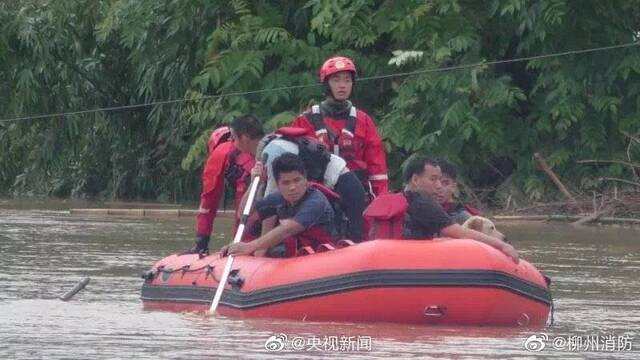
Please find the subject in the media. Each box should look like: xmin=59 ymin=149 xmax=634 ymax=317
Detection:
xmin=462 ymin=216 xmax=507 ymax=242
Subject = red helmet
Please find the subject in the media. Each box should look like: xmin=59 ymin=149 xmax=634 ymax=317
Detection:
xmin=208 ymin=126 xmax=231 ymax=153
xmin=319 ymin=56 xmax=357 ymax=82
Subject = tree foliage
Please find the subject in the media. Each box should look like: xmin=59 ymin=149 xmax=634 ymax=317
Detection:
xmin=1 ymin=0 xmax=640 ymax=204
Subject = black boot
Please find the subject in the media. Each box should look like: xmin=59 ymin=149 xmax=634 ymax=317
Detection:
xmin=183 ymin=235 xmax=210 ymax=257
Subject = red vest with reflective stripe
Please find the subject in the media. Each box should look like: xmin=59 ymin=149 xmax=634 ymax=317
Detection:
xmin=363 ymin=192 xmax=408 ymax=240
xmin=305 ymin=105 xmax=367 ymax=173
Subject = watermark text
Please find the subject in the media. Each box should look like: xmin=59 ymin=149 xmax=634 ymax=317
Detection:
xmin=265 ymin=333 xmax=372 ymax=352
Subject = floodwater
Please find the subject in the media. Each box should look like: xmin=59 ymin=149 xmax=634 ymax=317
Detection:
xmin=1 ymin=199 xmax=638 ymax=359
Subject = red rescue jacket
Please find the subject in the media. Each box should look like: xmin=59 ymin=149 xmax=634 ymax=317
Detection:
xmin=196 ymin=141 xmax=255 ymax=238
xmin=291 ymin=105 xmax=389 ymax=196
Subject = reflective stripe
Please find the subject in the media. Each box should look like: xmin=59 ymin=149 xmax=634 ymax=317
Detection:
xmin=367 ymin=181 xmax=376 ymax=199
xmin=315 ymin=129 xmax=328 ymax=135
xmin=341 ymin=128 xmax=354 ymax=138
xmin=369 ymin=174 xmax=389 ymax=181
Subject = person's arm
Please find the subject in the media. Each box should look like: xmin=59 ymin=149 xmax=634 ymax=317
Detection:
xmin=361 ymin=113 xmax=389 ymax=196
xmin=440 ymin=224 xmax=519 ymax=263
xmin=453 ymin=209 xmax=472 ymax=225
xmin=261 ymin=215 xmax=277 ymax=235
xmin=251 ymin=215 xmax=278 ymax=257
xmin=225 ymin=218 xmax=304 ymax=256
xmin=237 ymin=158 xmax=265 ymax=212
xmin=194 ymin=144 xmax=230 ymax=241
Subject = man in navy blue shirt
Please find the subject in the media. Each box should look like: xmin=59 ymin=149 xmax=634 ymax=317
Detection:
xmin=223 ymin=153 xmax=337 ymax=257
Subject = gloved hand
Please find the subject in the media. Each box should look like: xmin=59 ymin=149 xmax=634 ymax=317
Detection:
xmin=182 ymin=235 xmax=210 ymax=256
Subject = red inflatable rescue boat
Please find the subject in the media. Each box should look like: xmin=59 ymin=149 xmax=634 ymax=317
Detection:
xmin=141 ymin=239 xmax=552 ymax=326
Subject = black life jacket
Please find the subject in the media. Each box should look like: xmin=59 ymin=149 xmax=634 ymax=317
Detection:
xmin=224 ymin=148 xmax=252 ymax=190
xmin=258 ymin=127 xmax=331 ymax=183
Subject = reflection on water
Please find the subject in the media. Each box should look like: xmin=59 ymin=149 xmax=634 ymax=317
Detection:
xmin=0 ymin=202 xmax=638 ymax=359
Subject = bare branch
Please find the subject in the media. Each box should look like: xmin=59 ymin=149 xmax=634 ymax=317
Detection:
xmin=627 ymin=139 xmax=639 ymax=180
xmin=534 ymin=152 xmax=584 ymax=212
xmin=599 ymin=177 xmax=640 ymax=187
xmin=577 ymin=159 xmax=640 ymax=168
xmin=621 ymin=131 xmax=640 ymax=144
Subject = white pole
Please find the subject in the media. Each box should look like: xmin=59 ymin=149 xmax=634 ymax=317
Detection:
xmin=209 ymin=175 xmax=261 ymax=314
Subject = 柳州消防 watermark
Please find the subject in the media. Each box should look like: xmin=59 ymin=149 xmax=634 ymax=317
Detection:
xmin=524 ymin=333 xmax=633 ymax=352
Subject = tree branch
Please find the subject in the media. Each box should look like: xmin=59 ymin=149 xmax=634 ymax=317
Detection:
xmin=534 ymin=152 xmax=584 ymax=212
xmin=599 ymin=177 xmax=640 ymax=187
xmin=577 ymin=159 xmax=640 ymax=168
xmin=621 ymin=131 xmax=640 ymax=144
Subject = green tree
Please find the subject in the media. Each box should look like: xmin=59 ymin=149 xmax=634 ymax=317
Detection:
xmin=2 ymin=0 xmax=639 ymax=205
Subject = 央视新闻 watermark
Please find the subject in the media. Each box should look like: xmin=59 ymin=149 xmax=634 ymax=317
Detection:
xmin=264 ymin=333 xmax=372 ymax=352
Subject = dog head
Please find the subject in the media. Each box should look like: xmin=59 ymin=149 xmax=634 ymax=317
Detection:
xmin=462 ymin=216 xmax=506 ymax=242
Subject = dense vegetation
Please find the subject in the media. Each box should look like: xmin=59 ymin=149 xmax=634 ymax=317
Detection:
xmin=1 ymin=0 xmax=639 ymax=207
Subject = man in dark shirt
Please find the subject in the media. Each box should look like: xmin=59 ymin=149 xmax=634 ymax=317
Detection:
xmin=223 ymin=153 xmax=336 ymax=257
xmin=402 ymin=155 xmax=519 ymax=262
xmin=402 ymin=190 xmax=453 ymax=239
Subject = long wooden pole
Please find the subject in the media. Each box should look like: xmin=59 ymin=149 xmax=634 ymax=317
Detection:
xmin=208 ymin=175 xmax=261 ymax=315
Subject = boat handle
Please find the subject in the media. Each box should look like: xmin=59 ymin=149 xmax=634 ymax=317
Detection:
xmin=424 ymin=305 xmax=446 ymax=317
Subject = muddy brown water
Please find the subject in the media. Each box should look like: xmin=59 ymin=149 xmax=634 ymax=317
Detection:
xmin=1 ymin=199 xmax=638 ymax=359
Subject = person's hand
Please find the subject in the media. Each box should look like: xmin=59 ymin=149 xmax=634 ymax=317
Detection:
xmin=500 ymin=242 xmax=519 ymax=264
xmin=220 ymin=241 xmax=258 ymax=257
xmin=251 ymin=161 xmax=264 ymax=179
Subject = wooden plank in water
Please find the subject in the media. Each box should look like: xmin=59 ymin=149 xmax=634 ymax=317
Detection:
xmin=70 ymin=208 xmax=233 ymax=218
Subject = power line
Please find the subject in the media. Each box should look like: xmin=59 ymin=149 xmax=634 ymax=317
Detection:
xmin=361 ymin=41 xmax=640 ymax=81
xmin=1 ymin=41 xmax=638 ymax=124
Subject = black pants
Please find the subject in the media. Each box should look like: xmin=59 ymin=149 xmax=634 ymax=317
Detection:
xmin=334 ymin=171 xmax=366 ymax=241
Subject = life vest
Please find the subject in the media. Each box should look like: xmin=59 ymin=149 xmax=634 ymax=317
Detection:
xmin=206 ymin=126 xmax=254 ymax=194
xmin=363 ymin=192 xmax=408 ymax=240
xmin=258 ymin=127 xmax=331 ymax=183
xmin=281 ymin=226 xmax=336 ymax=257
xmin=465 ymin=204 xmax=481 ymax=216
xmin=308 ymin=181 xmax=349 ymax=240
xmin=305 ymin=105 xmax=368 ymax=174
xmin=442 ymin=202 xmax=481 ymax=216
xmin=224 ymin=148 xmax=253 ymax=196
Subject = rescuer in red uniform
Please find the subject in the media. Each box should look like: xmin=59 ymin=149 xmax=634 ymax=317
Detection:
xmin=290 ymin=56 xmax=389 ymax=199
xmin=185 ymin=126 xmax=255 ymax=255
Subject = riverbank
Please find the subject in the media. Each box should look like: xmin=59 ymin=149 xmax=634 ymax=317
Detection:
xmin=4 ymin=194 xmax=640 ymax=227
xmin=490 ymin=190 xmax=640 ymax=227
